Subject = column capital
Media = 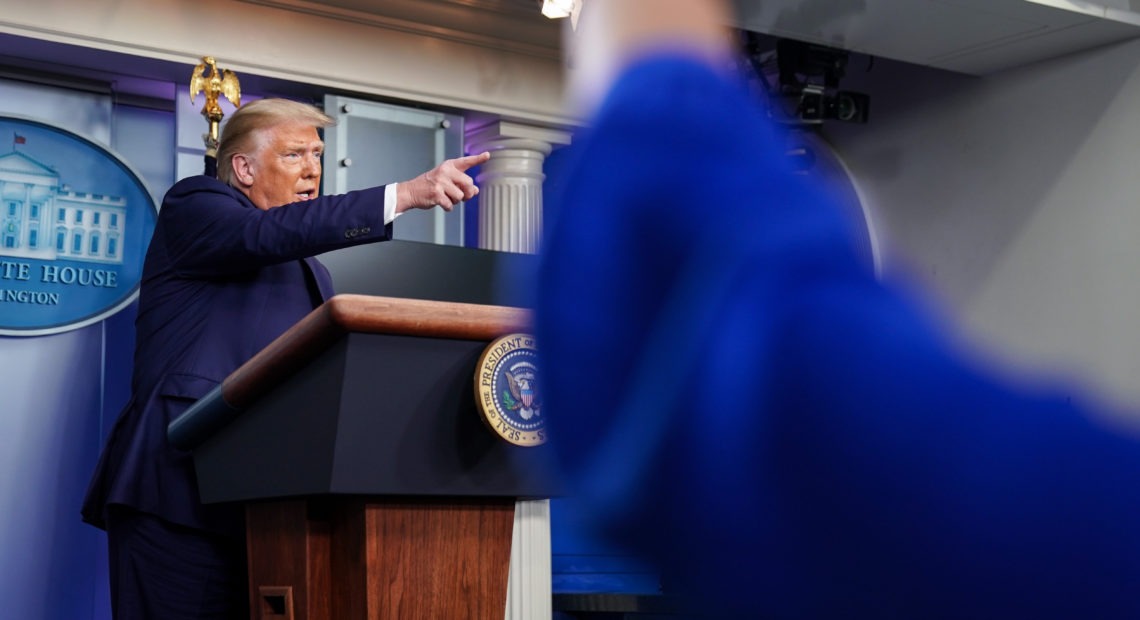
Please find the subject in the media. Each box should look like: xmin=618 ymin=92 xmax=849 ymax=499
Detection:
xmin=466 ymin=120 xmax=571 ymax=155
xmin=470 ymin=137 xmax=553 ymax=158
xmin=467 ymin=122 xmax=558 ymax=254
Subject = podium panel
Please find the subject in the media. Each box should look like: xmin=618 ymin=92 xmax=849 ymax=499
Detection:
xmin=193 ymin=331 xmax=555 ymax=504
xmin=247 ymin=497 xmax=513 ymax=620
xmin=171 ymin=292 xmax=554 ymax=620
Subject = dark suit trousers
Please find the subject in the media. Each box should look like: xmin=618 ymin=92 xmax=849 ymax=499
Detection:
xmin=107 ymin=507 xmax=249 ymax=620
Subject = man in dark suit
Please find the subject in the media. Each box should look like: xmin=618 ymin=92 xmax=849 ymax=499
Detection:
xmin=81 ymin=98 xmax=489 ymax=619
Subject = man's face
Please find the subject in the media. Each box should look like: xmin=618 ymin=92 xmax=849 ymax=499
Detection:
xmin=240 ymin=121 xmax=324 ymax=210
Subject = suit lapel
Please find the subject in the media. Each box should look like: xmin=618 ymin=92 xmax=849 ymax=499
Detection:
xmin=301 ymin=257 xmax=335 ymax=303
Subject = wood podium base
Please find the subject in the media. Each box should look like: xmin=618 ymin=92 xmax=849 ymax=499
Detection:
xmin=246 ymin=497 xmax=515 ymax=619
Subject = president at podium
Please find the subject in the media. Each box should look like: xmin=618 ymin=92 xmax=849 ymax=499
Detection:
xmin=81 ymin=97 xmax=489 ymax=620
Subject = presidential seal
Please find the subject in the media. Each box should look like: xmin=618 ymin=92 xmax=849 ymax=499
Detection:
xmin=475 ymin=332 xmax=545 ymax=447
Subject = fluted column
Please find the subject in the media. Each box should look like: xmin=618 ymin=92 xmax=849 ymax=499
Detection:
xmin=471 ymin=138 xmax=551 ymax=254
xmin=468 ymin=122 xmax=568 ymax=620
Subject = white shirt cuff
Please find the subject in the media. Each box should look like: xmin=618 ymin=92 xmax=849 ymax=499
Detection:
xmin=384 ymin=183 xmax=400 ymax=224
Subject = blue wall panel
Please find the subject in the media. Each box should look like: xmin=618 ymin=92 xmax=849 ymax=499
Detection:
xmin=0 ymin=78 xmax=172 ymax=620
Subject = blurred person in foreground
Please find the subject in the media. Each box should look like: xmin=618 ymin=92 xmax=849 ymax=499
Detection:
xmin=82 ymin=97 xmax=489 ymax=619
xmin=535 ymin=1 xmax=1140 ymax=617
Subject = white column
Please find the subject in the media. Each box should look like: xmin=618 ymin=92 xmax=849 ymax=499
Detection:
xmin=503 ymin=498 xmax=552 ymax=620
xmin=471 ymin=138 xmax=551 ymax=254
xmin=468 ymin=122 xmax=569 ymax=620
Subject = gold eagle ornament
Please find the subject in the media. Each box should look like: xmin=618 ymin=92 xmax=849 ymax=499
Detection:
xmin=189 ymin=56 xmax=242 ymax=155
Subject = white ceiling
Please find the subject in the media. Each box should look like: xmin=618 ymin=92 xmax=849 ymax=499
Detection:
xmin=731 ymin=0 xmax=1140 ymax=75
xmin=10 ymin=0 xmax=1131 ymax=100
xmin=292 ymin=0 xmax=1140 ymax=76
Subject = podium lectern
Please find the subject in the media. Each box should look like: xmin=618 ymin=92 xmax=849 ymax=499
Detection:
xmin=169 ymin=294 xmax=555 ymax=620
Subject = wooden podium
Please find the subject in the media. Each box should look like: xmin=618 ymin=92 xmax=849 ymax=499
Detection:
xmin=168 ymin=294 xmax=555 ymax=619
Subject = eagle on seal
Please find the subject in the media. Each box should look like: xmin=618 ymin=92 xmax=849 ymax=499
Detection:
xmin=506 ymin=370 xmax=541 ymax=420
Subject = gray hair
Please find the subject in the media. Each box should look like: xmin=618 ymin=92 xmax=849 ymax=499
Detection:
xmin=216 ymin=98 xmax=334 ymax=186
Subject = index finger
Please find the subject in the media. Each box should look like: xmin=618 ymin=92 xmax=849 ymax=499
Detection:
xmin=451 ymin=151 xmax=491 ymax=172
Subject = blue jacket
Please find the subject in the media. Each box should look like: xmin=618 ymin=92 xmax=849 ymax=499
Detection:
xmin=82 ymin=175 xmax=391 ymax=536
xmin=536 ymin=56 xmax=1140 ymax=618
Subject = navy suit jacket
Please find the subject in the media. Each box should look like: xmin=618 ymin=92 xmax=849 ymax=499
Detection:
xmin=536 ymin=57 xmax=1140 ymax=617
xmin=82 ymin=175 xmax=392 ymax=536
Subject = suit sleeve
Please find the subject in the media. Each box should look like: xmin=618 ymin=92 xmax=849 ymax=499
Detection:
xmin=156 ymin=179 xmax=392 ymax=277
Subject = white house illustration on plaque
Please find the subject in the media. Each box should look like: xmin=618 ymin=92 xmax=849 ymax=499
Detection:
xmin=0 ymin=150 xmax=126 ymax=265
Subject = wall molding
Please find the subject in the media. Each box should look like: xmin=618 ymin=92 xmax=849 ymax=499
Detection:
xmin=239 ymin=0 xmax=561 ymax=60
xmin=0 ymin=0 xmax=573 ymax=128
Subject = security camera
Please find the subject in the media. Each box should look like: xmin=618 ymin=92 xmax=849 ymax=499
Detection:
xmin=797 ymin=85 xmax=870 ymax=124
xmin=825 ymin=90 xmax=870 ymax=124
xmin=742 ymin=33 xmax=872 ymax=126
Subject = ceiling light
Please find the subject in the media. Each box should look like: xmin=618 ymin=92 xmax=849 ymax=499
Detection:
xmin=541 ymin=0 xmax=582 ymax=28
xmin=541 ymin=0 xmax=576 ymax=19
